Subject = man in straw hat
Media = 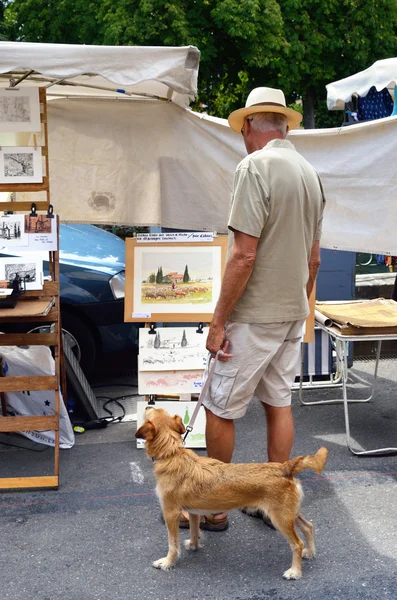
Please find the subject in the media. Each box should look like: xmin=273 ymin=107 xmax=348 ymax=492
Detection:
xmin=196 ymin=87 xmax=325 ymax=532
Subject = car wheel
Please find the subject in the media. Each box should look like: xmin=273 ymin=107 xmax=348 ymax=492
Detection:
xmin=60 ymin=311 xmax=98 ymax=375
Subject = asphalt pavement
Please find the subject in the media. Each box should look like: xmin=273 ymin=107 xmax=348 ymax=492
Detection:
xmin=1 ymin=355 xmax=397 ymax=600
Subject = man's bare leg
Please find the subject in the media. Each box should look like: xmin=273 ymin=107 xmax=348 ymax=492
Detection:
xmin=180 ymin=409 xmax=234 ymax=524
xmin=263 ymin=404 xmax=294 ymax=462
xmin=183 ymin=408 xmax=235 ymax=523
xmin=205 ymin=407 xmax=235 ymax=463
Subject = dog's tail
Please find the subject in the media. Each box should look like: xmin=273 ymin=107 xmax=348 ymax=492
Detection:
xmin=282 ymin=447 xmax=328 ymax=478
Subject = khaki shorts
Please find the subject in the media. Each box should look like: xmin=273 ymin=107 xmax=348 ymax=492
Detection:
xmin=202 ymin=320 xmax=304 ymax=419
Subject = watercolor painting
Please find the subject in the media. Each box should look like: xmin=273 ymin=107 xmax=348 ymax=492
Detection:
xmin=138 ymin=369 xmax=205 ymax=395
xmin=0 ymin=87 xmax=41 ymax=132
xmin=138 ymin=326 xmax=208 ymax=371
xmin=124 ymin=237 xmax=228 ymax=322
xmin=136 ymin=400 xmax=206 ymax=449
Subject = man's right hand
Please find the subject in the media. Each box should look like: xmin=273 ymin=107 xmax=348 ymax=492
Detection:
xmin=206 ymin=324 xmax=233 ymax=361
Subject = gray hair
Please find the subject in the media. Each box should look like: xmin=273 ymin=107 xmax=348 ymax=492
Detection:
xmin=247 ymin=112 xmax=288 ymax=136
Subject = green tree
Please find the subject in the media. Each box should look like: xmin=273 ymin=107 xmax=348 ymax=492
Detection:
xmin=278 ymin=0 xmax=397 ymax=128
xmin=154 ymin=332 xmax=160 ymax=349
xmin=5 ymin=0 xmax=397 ymax=127
xmin=155 ymin=267 xmax=164 ymax=284
xmin=183 ymin=265 xmax=190 ymax=284
xmin=97 ymin=0 xmax=287 ymax=117
xmin=5 ymin=0 xmax=105 ymax=44
xmin=147 ymin=272 xmax=156 ymax=284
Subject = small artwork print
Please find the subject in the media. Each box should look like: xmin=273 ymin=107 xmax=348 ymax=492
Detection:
xmin=4 ymin=151 xmax=34 ymax=177
xmin=0 ymin=215 xmax=28 ymax=247
xmin=0 ymin=96 xmax=30 ymax=123
xmin=24 ymin=214 xmax=52 ymax=234
xmin=5 ymin=261 xmax=36 ymax=284
xmin=139 ymin=326 xmax=208 ymax=371
xmin=0 ymin=87 xmax=41 ymax=132
xmin=136 ymin=400 xmax=206 ymax=449
xmin=0 ymin=256 xmax=43 ymax=290
xmin=0 ymin=147 xmax=43 ymax=184
xmin=138 ymin=369 xmax=205 ymax=396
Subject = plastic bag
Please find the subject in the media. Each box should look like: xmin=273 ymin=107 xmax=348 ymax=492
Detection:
xmin=0 ymin=345 xmax=75 ymax=448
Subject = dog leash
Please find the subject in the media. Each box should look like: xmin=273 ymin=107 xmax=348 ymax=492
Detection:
xmin=182 ymin=349 xmax=223 ymax=444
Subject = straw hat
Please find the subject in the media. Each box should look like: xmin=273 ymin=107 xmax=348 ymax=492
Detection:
xmin=228 ymin=87 xmax=302 ymax=133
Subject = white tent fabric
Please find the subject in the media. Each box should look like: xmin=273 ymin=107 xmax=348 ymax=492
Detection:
xmin=0 ymin=42 xmax=200 ymax=106
xmin=326 ymin=58 xmax=397 ymax=110
xmin=37 ymin=100 xmax=397 ymax=255
xmin=42 ymin=98 xmax=242 ymax=232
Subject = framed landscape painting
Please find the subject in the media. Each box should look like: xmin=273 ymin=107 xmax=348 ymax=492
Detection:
xmin=124 ymin=236 xmax=228 ymax=322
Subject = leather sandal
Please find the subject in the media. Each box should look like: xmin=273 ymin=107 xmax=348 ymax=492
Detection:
xmin=240 ymin=507 xmax=276 ymax=530
xmin=199 ymin=514 xmax=229 ymax=531
xmin=160 ymin=512 xmax=191 ymax=529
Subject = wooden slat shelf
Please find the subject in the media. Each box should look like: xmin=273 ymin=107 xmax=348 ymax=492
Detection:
xmin=0 ymin=375 xmax=58 ymax=393
xmin=0 ymin=87 xmax=61 ymax=491
xmin=0 ymin=415 xmax=58 ymax=433
xmin=0 ymin=476 xmax=58 ymax=490
xmin=0 ymin=333 xmax=57 ymax=346
xmin=0 ymin=201 xmax=51 ymax=212
xmin=0 ymin=177 xmax=49 ymax=193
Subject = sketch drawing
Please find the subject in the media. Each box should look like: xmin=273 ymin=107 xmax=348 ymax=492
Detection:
xmin=0 ymin=96 xmax=30 ymax=123
xmin=4 ymin=152 xmax=34 ymax=177
xmin=138 ymin=369 xmax=205 ymax=395
xmin=136 ymin=400 xmax=206 ymax=449
xmin=0 ymin=87 xmax=41 ymax=132
xmin=0 ymin=215 xmax=28 ymax=247
xmin=0 ymin=146 xmax=43 ymax=184
xmin=139 ymin=326 xmax=208 ymax=371
xmin=0 ymin=256 xmax=43 ymax=291
xmin=5 ymin=262 xmax=36 ymax=283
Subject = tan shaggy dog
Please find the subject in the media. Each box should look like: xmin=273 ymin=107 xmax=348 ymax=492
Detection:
xmin=136 ymin=407 xmax=328 ymax=580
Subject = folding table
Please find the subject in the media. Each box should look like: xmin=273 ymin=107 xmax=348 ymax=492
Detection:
xmin=300 ymin=320 xmax=397 ymax=456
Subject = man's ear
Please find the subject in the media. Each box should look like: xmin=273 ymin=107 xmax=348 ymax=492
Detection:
xmin=135 ymin=421 xmax=156 ymax=441
xmin=173 ymin=415 xmax=186 ymax=435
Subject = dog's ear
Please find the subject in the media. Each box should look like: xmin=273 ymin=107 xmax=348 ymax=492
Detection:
xmin=173 ymin=415 xmax=186 ymax=435
xmin=135 ymin=421 xmax=156 ymax=441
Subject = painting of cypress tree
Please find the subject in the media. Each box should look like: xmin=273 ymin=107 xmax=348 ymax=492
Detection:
xmin=183 ymin=265 xmax=190 ymax=283
xmin=181 ymin=330 xmax=187 ymax=347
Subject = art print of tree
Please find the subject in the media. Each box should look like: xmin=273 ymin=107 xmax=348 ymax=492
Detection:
xmin=4 ymin=152 xmax=34 ymax=177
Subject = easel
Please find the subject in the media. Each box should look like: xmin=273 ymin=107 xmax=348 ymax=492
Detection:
xmin=0 ymin=86 xmax=63 ymax=490
xmin=126 ymin=234 xmax=228 ymax=446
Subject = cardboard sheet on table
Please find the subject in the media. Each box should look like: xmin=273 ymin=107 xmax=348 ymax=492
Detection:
xmin=315 ymin=298 xmax=397 ymax=334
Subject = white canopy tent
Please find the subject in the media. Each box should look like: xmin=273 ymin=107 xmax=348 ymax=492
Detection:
xmin=326 ymin=57 xmax=397 ymax=111
xmin=0 ymin=41 xmax=200 ymax=106
xmin=0 ymin=42 xmax=397 ymax=255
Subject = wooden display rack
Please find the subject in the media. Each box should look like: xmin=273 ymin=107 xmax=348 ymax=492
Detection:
xmin=0 ymin=86 xmax=62 ymax=490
